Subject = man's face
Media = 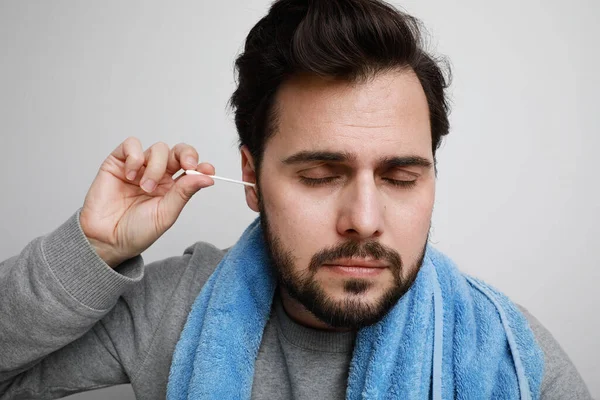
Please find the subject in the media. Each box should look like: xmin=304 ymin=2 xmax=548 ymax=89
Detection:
xmin=247 ymin=68 xmax=435 ymax=329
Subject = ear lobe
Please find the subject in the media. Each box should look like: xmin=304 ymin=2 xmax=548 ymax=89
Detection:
xmin=241 ymin=146 xmax=260 ymax=212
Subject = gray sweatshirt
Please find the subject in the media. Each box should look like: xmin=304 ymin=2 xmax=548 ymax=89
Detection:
xmin=0 ymin=210 xmax=593 ymax=399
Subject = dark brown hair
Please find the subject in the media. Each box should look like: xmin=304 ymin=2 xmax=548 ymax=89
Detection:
xmin=229 ymin=0 xmax=451 ymax=174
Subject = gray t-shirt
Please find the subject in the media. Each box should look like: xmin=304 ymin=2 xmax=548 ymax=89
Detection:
xmin=0 ymin=211 xmax=593 ymax=399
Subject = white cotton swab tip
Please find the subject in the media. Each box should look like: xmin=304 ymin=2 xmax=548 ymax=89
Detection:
xmin=185 ymin=170 xmax=255 ymax=187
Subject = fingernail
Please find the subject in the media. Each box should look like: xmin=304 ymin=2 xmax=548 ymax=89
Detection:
xmin=185 ymin=157 xmax=197 ymax=168
xmin=141 ymin=179 xmax=156 ymax=192
xmin=126 ymin=170 xmax=137 ymax=181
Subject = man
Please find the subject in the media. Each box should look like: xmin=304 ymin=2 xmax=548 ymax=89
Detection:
xmin=0 ymin=0 xmax=592 ymax=399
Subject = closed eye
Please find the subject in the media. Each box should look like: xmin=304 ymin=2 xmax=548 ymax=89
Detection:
xmin=299 ymin=176 xmax=417 ymax=188
xmin=382 ymin=178 xmax=417 ymax=188
xmin=299 ymin=176 xmax=340 ymax=186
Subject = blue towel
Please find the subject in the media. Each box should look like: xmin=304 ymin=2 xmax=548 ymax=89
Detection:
xmin=167 ymin=218 xmax=544 ymax=399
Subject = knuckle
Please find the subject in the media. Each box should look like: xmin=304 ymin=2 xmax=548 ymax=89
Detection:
xmin=177 ymin=187 xmax=191 ymax=202
xmin=124 ymin=136 xmax=140 ymax=146
xmin=175 ymin=143 xmax=198 ymax=158
xmin=145 ymin=162 xmax=164 ymax=174
xmin=127 ymin=154 xmax=144 ymax=166
xmin=186 ymin=146 xmax=199 ymax=157
xmin=154 ymin=141 xmax=170 ymax=151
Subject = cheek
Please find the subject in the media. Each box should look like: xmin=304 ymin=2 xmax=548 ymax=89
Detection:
xmin=391 ymin=188 xmax=434 ymax=231
xmin=382 ymin=181 xmax=434 ymax=247
xmin=261 ymin=181 xmax=335 ymax=255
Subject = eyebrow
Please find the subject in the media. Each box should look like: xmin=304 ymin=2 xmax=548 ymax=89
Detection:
xmin=378 ymin=155 xmax=433 ymax=169
xmin=282 ymin=151 xmax=356 ymax=164
xmin=281 ymin=151 xmax=433 ymax=169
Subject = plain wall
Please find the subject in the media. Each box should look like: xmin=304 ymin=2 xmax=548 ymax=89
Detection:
xmin=0 ymin=0 xmax=597 ymax=398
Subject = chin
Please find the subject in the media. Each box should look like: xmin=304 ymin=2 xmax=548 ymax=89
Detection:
xmin=327 ymin=283 xmax=389 ymax=303
xmin=297 ymin=280 xmax=404 ymax=330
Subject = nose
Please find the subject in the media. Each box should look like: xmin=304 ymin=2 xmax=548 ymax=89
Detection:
xmin=336 ymin=174 xmax=384 ymax=240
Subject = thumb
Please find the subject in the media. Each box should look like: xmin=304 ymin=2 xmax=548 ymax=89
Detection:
xmin=160 ymin=174 xmax=214 ymax=224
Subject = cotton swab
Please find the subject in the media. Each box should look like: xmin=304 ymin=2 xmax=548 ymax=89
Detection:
xmin=185 ymin=170 xmax=256 ymax=187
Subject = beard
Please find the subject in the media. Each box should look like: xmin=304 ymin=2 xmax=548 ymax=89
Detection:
xmin=258 ymin=199 xmax=427 ymax=330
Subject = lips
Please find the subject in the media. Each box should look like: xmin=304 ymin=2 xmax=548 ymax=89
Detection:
xmin=322 ymin=258 xmax=388 ymax=269
xmin=322 ymin=258 xmax=388 ymax=277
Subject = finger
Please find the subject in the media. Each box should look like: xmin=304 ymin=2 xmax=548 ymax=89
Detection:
xmin=111 ymin=137 xmax=145 ymax=181
xmin=160 ymin=174 xmax=215 ymax=223
xmin=167 ymin=143 xmax=199 ymax=175
xmin=111 ymin=136 xmax=142 ymax=160
xmin=140 ymin=142 xmax=170 ymax=193
xmin=196 ymin=162 xmax=216 ymax=176
xmin=171 ymin=162 xmax=216 ymax=184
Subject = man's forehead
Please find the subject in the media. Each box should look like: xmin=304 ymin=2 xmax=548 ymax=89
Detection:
xmin=274 ymin=68 xmax=425 ymax=116
xmin=268 ymin=69 xmax=432 ymax=151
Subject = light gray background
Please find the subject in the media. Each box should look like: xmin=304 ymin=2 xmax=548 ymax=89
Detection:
xmin=1 ymin=0 xmax=597 ymax=398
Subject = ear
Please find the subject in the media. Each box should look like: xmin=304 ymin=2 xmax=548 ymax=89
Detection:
xmin=241 ymin=145 xmax=259 ymax=212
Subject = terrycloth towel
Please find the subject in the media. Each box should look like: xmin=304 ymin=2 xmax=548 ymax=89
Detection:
xmin=167 ymin=218 xmax=544 ymax=399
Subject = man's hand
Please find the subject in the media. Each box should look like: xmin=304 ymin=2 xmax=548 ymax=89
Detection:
xmin=79 ymin=137 xmax=215 ymax=268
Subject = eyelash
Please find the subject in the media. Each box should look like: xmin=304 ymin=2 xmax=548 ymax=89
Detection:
xmin=299 ymin=177 xmax=338 ymax=186
xmin=299 ymin=176 xmax=417 ymax=188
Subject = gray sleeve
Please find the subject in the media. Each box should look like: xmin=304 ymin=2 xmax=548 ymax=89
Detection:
xmin=0 ymin=210 xmax=145 ymax=398
xmin=519 ymin=306 xmax=593 ymax=400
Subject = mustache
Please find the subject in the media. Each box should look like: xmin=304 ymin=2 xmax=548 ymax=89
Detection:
xmin=308 ymin=240 xmax=402 ymax=273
